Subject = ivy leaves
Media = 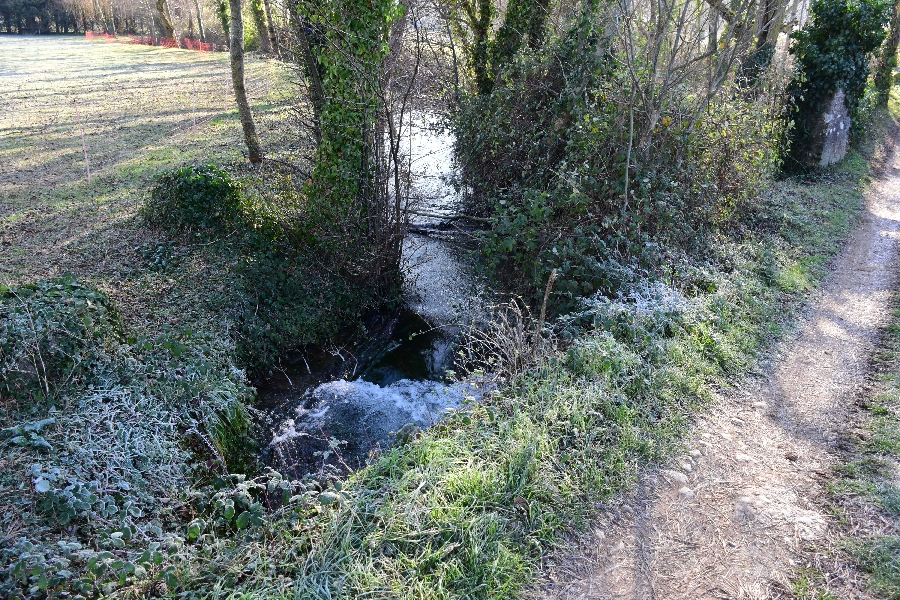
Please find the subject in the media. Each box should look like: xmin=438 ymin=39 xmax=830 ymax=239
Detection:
xmin=785 ymin=0 xmax=890 ymax=167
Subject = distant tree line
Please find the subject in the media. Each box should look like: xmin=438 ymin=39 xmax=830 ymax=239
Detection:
xmin=0 ymin=0 xmax=84 ymax=33
xmin=0 ymin=0 xmax=249 ymax=46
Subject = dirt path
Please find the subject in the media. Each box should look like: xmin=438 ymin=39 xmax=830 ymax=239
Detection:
xmin=534 ymin=146 xmax=900 ymax=599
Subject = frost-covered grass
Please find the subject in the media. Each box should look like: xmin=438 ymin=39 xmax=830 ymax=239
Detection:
xmin=2 ymin=37 xmax=899 ymax=600
xmin=95 ymin=107 xmax=890 ymax=599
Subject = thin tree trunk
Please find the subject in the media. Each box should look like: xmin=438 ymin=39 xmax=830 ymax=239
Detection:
xmin=229 ymin=0 xmax=264 ymax=163
xmin=262 ymin=0 xmax=279 ymax=56
xmin=91 ymin=0 xmax=104 ymax=31
xmin=107 ymin=1 xmax=117 ymax=35
xmin=192 ymin=0 xmax=206 ymax=41
xmin=156 ymin=0 xmax=175 ymax=39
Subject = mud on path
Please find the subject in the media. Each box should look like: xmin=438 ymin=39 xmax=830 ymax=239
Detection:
xmin=534 ymin=144 xmax=900 ymax=598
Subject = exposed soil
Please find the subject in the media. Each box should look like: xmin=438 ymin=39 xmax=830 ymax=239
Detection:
xmin=533 ymin=141 xmax=900 ymax=598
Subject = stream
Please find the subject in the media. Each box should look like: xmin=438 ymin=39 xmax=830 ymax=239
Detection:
xmin=259 ymin=115 xmax=490 ymax=478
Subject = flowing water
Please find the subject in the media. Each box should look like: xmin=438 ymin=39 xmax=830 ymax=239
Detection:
xmin=259 ymin=115 xmax=489 ymax=478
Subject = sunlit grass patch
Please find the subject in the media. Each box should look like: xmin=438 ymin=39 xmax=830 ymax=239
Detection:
xmin=850 ymin=537 xmax=900 ymax=597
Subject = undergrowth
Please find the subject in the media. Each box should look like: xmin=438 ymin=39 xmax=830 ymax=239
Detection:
xmin=7 ymin=111 xmax=872 ymax=599
xmin=2 ymin=63 xmax=897 ymax=600
xmin=141 ymin=165 xmax=384 ymax=373
xmin=0 ymin=277 xmax=263 ymax=598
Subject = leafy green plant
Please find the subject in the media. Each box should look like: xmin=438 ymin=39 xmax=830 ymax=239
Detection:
xmin=0 ymin=277 xmax=120 ymax=407
xmin=143 ymin=164 xmax=244 ymax=234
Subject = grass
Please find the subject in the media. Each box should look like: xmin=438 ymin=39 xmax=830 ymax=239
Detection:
xmin=827 ymin=301 xmax=900 ymax=598
xmin=0 ymin=35 xmax=295 ymax=339
xmin=2 ymin=37 xmax=900 ymax=599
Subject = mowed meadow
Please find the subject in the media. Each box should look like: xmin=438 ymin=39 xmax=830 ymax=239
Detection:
xmin=0 ymin=36 xmax=291 ymax=331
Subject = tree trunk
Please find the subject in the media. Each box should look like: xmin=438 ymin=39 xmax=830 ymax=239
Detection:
xmin=91 ymin=0 xmax=104 ymax=31
xmin=262 ymin=0 xmax=279 ymax=56
xmin=192 ymin=0 xmax=206 ymax=41
xmin=229 ymin=0 xmax=264 ymax=163
xmin=249 ymin=0 xmax=273 ymax=53
xmin=107 ymin=1 xmax=117 ymax=35
xmin=737 ymin=0 xmax=787 ymax=87
xmin=460 ymin=0 xmax=493 ymax=95
xmin=156 ymin=0 xmax=175 ymax=39
xmin=216 ymin=0 xmax=230 ymax=44
xmin=288 ymin=4 xmax=324 ymax=142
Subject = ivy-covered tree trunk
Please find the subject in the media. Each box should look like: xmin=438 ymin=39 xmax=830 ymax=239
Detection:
xmin=262 ymin=0 xmax=279 ymax=56
xmin=156 ymin=0 xmax=175 ymax=38
xmin=306 ymin=0 xmax=403 ymax=288
xmin=737 ymin=0 xmax=787 ymax=86
xmin=491 ymin=0 xmax=552 ymax=67
xmin=875 ymin=0 xmax=900 ymax=103
xmin=289 ymin=4 xmax=325 ymax=141
xmin=456 ymin=0 xmax=493 ymax=95
xmin=229 ymin=0 xmax=264 ymax=163
xmin=249 ymin=0 xmax=273 ymax=53
xmin=216 ymin=0 xmax=229 ymax=45
xmin=192 ymin=0 xmax=206 ymax=42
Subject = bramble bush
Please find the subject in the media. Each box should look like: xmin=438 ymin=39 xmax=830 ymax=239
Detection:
xmin=455 ymin=15 xmax=779 ymax=308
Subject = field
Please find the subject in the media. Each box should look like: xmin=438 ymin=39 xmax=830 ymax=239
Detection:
xmin=0 ymin=36 xmax=292 ymax=334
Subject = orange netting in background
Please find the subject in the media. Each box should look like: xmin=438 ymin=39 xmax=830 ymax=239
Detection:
xmin=86 ymin=31 xmax=220 ymax=52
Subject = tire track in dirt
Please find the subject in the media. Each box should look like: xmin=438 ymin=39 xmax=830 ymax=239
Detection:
xmin=533 ymin=143 xmax=900 ymax=599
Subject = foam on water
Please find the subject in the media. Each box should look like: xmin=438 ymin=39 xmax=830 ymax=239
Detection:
xmin=267 ymin=377 xmax=482 ymax=475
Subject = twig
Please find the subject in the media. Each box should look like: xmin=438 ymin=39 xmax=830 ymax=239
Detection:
xmin=537 ymin=269 xmax=558 ymax=342
xmin=407 ymin=209 xmax=491 ymax=223
xmin=73 ymin=99 xmax=91 ymax=184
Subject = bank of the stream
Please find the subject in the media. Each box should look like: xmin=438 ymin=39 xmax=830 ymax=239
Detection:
xmin=3 ymin=36 xmax=900 ymax=600
xmin=120 ymin=105 xmax=895 ymax=598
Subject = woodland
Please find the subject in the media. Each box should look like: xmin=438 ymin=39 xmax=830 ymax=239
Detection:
xmin=2 ymin=0 xmax=900 ymax=595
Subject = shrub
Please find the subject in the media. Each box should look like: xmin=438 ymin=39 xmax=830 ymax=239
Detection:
xmin=456 ymin=19 xmax=779 ymax=308
xmin=143 ymin=165 xmax=244 ymax=234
